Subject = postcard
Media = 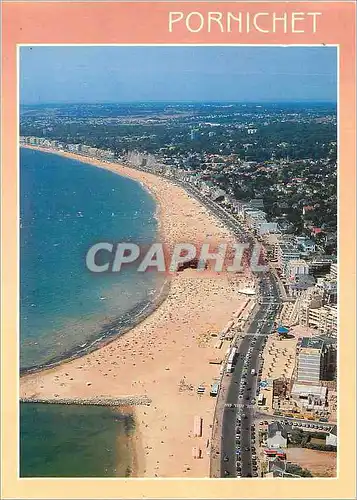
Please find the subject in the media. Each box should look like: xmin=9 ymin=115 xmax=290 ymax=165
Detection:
xmin=1 ymin=1 xmax=356 ymax=499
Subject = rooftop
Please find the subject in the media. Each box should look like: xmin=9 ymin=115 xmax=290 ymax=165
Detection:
xmin=267 ymin=421 xmax=288 ymax=439
xmin=291 ymin=384 xmax=327 ymax=398
xmin=300 ymin=337 xmax=324 ymax=350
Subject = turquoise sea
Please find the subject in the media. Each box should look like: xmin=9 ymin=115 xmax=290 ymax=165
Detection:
xmin=20 ymin=148 xmax=161 ymax=476
xmin=20 ymin=404 xmax=135 ymax=477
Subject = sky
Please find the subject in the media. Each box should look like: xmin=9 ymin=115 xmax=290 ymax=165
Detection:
xmin=20 ymin=46 xmax=337 ymax=104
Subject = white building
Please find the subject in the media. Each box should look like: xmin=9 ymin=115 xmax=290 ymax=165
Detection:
xmin=291 ymin=384 xmax=327 ymax=409
xmin=277 ymin=243 xmax=300 ymax=276
xmin=258 ymin=222 xmax=279 ymax=236
xmin=286 ymin=259 xmax=310 ymax=280
xmin=267 ymin=422 xmax=288 ymax=449
xmin=245 ymin=209 xmax=267 ymax=232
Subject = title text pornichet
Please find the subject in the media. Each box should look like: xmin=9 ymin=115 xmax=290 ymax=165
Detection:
xmin=169 ymin=11 xmax=322 ymax=34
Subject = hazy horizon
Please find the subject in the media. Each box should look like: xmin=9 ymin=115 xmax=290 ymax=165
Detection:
xmin=20 ymin=99 xmax=337 ymax=106
xmin=20 ymin=46 xmax=337 ymax=105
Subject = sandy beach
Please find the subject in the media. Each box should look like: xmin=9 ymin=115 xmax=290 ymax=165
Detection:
xmin=20 ymin=147 xmax=252 ymax=477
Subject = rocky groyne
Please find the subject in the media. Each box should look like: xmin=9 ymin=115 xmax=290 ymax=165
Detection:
xmin=20 ymin=395 xmax=152 ymax=407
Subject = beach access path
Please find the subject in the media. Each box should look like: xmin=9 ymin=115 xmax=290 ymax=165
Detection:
xmin=20 ymin=148 xmax=253 ymax=477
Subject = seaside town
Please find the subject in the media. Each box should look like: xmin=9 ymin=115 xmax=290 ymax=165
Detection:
xmin=20 ymin=101 xmax=338 ymax=478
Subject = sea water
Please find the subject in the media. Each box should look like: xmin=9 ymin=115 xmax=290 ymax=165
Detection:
xmin=20 ymin=148 xmax=160 ymax=476
xmin=20 ymin=147 xmax=161 ymax=370
xmin=20 ymin=403 xmax=135 ymax=477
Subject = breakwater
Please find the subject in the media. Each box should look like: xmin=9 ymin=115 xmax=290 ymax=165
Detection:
xmin=20 ymin=395 xmax=152 ymax=407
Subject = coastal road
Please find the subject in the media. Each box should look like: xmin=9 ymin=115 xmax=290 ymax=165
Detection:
xmin=120 ymin=163 xmax=285 ymax=478
xmin=121 ymin=164 xmax=255 ymax=244
xmin=167 ymin=174 xmax=283 ymax=478
xmin=175 ymin=181 xmax=251 ymax=241
xmin=220 ymin=272 xmax=281 ymax=478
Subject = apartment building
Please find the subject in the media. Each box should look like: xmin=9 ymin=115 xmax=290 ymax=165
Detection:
xmin=308 ymin=304 xmax=337 ymax=337
xmin=299 ymin=287 xmax=324 ymax=326
xmin=316 ymin=277 xmax=337 ymax=305
xmin=296 ymin=337 xmax=326 ymax=384
xmin=277 ymin=243 xmax=300 ymax=276
xmin=262 ymin=233 xmax=281 ymax=262
xmin=67 ymin=144 xmax=82 ymax=153
xmin=286 ymin=259 xmax=309 ymax=280
xmin=245 ymin=209 xmax=267 ymax=232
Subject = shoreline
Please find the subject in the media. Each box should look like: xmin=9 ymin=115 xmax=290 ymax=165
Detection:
xmin=20 ymin=145 xmax=253 ymax=477
xmin=21 ymin=145 xmax=170 ymax=375
xmin=20 ymin=279 xmax=170 ymax=376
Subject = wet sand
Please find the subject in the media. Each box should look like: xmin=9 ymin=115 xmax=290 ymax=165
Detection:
xmin=20 ymin=147 xmax=252 ymax=477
